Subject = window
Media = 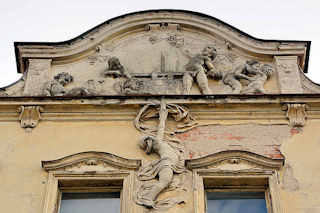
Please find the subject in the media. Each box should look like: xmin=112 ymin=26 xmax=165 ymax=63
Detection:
xmin=56 ymin=178 xmax=123 ymax=213
xmin=60 ymin=192 xmax=121 ymax=213
xmin=41 ymin=152 xmax=142 ymax=213
xmin=186 ymin=150 xmax=284 ymax=213
xmin=206 ymin=191 xmax=268 ymax=213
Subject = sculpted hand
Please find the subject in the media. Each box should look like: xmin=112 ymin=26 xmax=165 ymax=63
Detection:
xmin=207 ymin=69 xmax=223 ymax=80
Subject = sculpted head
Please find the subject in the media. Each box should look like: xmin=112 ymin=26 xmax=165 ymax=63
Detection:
xmin=202 ymin=45 xmax=217 ymax=60
xmin=139 ymin=136 xmax=156 ymax=154
xmin=108 ymin=57 xmax=123 ymax=70
xmin=246 ymin=60 xmax=260 ymax=70
xmin=54 ymin=72 xmax=73 ymax=86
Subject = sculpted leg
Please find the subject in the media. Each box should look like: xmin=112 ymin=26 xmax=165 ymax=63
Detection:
xmin=151 ymin=167 xmax=173 ymax=201
xmin=136 ymin=167 xmax=173 ymax=207
xmin=183 ymin=73 xmax=193 ymax=94
xmin=223 ymin=76 xmax=242 ymax=93
xmin=243 ymin=81 xmax=265 ymax=94
xmin=196 ymin=69 xmax=211 ymax=94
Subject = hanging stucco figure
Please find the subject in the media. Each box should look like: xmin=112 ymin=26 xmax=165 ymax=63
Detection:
xmin=136 ymin=135 xmax=185 ymax=208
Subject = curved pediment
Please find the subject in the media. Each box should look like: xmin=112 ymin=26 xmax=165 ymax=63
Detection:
xmin=15 ymin=10 xmax=309 ymax=70
xmin=186 ymin=150 xmax=284 ymax=171
xmin=4 ymin=10 xmax=312 ymax=97
xmin=41 ymin=151 xmax=141 ymax=172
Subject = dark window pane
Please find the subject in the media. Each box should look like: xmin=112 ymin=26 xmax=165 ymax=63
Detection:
xmin=206 ymin=192 xmax=268 ymax=213
xmin=60 ymin=192 xmax=120 ymax=213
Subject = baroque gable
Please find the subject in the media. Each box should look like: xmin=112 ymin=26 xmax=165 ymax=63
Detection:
xmin=1 ymin=10 xmax=316 ymax=97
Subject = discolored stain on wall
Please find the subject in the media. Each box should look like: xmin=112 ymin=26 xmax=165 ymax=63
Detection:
xmin=282 ymin=164 xmax=300 ymax=191
xmin=176 ymin=124 xmax=291 ymax=159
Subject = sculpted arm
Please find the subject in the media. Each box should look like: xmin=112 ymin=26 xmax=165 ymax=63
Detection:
xmin=232 ymin=65 xmax=252 ymax=81
xmin=204 ymin=58 xmax=214 ymax=71
xmin=205 ymin=58 xmax=223 ymax=80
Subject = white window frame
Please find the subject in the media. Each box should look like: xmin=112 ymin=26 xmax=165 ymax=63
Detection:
xmin=41 ymin=152 xmax=142 ymax=213
xmin=186 ymin=150 xmax=284 ymax=213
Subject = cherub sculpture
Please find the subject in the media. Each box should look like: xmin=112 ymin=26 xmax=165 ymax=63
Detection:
xmin=44 ymin=72 xmax=73 ymax=96
xmin=104 ymin=57 xmax=131 ymax=78
xmin=183 ymin=46 xmax=221 ymax=94
xmin=44 ymin=72 xmax=95 ymax=96
xmin=242 ymin=64 xmax=274 ymax=94
xmin=221 ymin=60 xmax=260 ymax=93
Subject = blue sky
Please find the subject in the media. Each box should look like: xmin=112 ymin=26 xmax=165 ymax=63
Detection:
xmin=1 ymin=0 xmax=319 ymax=87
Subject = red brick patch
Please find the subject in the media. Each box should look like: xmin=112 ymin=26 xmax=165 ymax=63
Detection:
xmin=290 ymin=128 xmax=301 ymax=135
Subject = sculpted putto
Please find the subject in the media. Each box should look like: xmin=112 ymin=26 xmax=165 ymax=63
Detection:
xmin=221 ymin=60 xmax=259 ymax=93
xmin=44 ymin=72 xmax=95 ymax=96
xmin=136 ymin=135 xmax=185 ymax=208
xmin=242 ymin=63 xmax=274 ymax=94
xmin=220 ymin=60 xmax=273 ymax=94
xmin=104 ymin=57 xmax=131 ymax=78
xmin=183 ymin=46 xmax=221 ymax=94
xmin=44 ymin=72 xmax=73 ymax=96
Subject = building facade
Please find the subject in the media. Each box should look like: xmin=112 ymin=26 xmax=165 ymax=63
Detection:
xmin=0 ymin=10 xmax=319 ymax=213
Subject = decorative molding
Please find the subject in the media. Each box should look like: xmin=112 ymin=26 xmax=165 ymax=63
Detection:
xmin=145 ymin=23 xmax=181 ymax=31
xmin=23 ymin=59 xmax=52 ymax=96
xmin=188 ymin=150 xmax=285 ymax=213
xmin=275 ymin=56 xmax=303 ymax=94
xmin=299 ymin=68 xmax=320 ymax=93
xmin=283 ymin=103 xmax=307 ymax=127
xmin=186 ymin=150 xmax=284 ymax=170
xmin=42 ymin=151 xmax=141 ymax=172
xmin=42 ymin=172 xmax=142 ymax=213
xmin=41 ymin=152 xmax=142 ymax=213
xmin=17 ymin=106 xmax=43 ymax=131
xmin=15 ymin=11 xmax=308 ymax=74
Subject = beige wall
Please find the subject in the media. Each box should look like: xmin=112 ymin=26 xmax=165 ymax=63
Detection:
xmin=280 ymin=120 xmax=320 ymax=212
xmin=1 ymin=118 xmax=319 ymax=212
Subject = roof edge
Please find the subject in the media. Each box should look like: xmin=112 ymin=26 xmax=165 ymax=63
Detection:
xmin=14 ymin=9 xmax=311 ymax=73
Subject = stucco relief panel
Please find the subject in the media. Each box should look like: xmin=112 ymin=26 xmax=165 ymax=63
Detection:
xmin=48 ymin=25 xmax=278 ymax=96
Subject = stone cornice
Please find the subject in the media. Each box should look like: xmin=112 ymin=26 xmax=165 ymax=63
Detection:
xmin=1 ymin=95 xmax=320 ymax=124
xmin=186 ymin=150 xmax=284 ymax=170
xmin=42 ymin=151 xmax=141 ymax=172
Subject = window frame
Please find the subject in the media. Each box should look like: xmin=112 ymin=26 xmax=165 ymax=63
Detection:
xmin=41 ymin=152 xmax=142 ymax=213
xmin=186 ymin=150 xmax=284 ymax=213
xmin=204 ymin=189 xmax=270 ymax=213
xmin=58 ymin=191 xmax=123 ymax=213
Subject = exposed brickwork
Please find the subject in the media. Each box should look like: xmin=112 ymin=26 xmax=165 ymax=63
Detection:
xmin=177 ymin=124 xmax=290 ymax=160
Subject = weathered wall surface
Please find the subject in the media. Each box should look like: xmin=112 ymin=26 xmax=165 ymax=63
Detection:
xmin=177 ymin=124 xmax=290 ymax=159
xmin=280 ymin=120 xmax=320 ymax=213
xmin=0 ymin=121 xmax=143 ymax=213
xmin=0 ymin=118 xmax=320 ymax=212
